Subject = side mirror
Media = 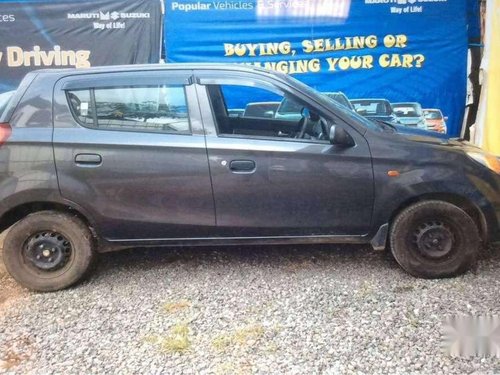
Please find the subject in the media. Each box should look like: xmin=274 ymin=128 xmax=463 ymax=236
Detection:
xmin=444 ymin=116 xmax=449 ymax=121
xmin=329 ymin=125 xmax=355 ymax=147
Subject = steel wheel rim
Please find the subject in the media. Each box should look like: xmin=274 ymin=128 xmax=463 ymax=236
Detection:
xmin=23 ymin=231 xmax=72 ymax=272
xmin=412 ymin=220 xmax=455 ymax=260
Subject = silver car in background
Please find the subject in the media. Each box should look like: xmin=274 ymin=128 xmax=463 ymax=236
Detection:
xmin=392 ymin=102 xmax=426 ymax=129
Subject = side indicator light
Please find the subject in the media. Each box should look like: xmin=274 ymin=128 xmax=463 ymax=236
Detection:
xmin=387 ymin=170 xmax=400 ymax=177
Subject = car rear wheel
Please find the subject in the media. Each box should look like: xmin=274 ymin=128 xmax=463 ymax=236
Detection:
xmin=3 ymin=211 xmax=95 ymax=292
xmin=389 ymin=200 xmax=479 ymax=278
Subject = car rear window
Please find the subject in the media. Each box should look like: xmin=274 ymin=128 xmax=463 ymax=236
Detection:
xmin=393 ymin=104 xmax=423 ymax=117
xmin=351 ymin=100 xmax=391 ymax=116
xmin=67 ymin=85 xmax=190 ymax=134
xmin=424 ymin=111 xmax=442 ymax=120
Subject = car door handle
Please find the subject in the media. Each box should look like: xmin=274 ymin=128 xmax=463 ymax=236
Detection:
xmin=74 ymin=153 xmax=102 ymax=166
xmin=229 ymin=160 xmax=256 ymax=173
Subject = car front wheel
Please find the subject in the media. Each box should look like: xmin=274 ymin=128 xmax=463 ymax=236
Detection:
xmin=390 ymin=200 xmax=479 ymax=278
xmin=3 ymin=211 xmax=95 ymax=292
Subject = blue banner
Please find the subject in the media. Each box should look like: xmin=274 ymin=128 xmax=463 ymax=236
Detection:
xmin=164 ymin=0 xmax=467 ymax=136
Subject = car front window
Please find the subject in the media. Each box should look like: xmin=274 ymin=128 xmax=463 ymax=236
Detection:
xmin=276 ymin=97 xmax=303 ymax=114
xmin=283 ymin=75 xmax=378 ymax=130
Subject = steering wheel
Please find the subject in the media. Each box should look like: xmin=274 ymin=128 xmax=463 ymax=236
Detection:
xmin=317 ymin=119 xmax=329 ymax=140
xmin=295 ymin=116 xmax=310 ymax=139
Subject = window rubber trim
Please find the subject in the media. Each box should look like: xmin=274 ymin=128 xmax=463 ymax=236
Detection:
xmin=90 ymin=88 xmax=98 ymax=128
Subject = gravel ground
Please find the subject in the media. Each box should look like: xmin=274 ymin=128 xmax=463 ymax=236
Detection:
xmin=1 ymin=241 xmax=499 ymax=375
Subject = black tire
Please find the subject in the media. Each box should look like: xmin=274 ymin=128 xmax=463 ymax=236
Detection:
xmin=390 ymin=200 xmax=479 ymax=279
xmin=3 ymin=211 xmax=95 ymax=292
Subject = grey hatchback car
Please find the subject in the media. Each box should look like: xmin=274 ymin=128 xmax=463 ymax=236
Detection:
xmin=0 ymin=64 xmax=499 ymax=291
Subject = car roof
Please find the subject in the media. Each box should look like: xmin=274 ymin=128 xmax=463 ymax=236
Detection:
xmin=350 ymin=98 xmax=389 ymax=102
xmin=245 ymin=102 xmax=280 ymax=106
xmin=30 ymin=63 xmax=283 ymax=78
xmin=392 ymin=102 xmax=419 ymax=106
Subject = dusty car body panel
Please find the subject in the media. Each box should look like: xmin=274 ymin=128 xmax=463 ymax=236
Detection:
xmin=0 ymin=63 xmax=498 ymax=252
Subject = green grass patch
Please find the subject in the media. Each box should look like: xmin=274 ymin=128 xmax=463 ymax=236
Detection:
xmin=146 ymin=323 xmax=191 ymax=354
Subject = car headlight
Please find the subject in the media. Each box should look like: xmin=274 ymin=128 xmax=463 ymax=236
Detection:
xmin=467 ymin=151 xmax=500 ymax=174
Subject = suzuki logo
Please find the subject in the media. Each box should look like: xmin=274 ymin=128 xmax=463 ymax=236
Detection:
xmin=99 ymin=11 xmax=110 ymax=20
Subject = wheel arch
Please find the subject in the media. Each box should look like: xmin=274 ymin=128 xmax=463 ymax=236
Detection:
xmin=0 ymin=201 xmax=97 ymax=239
xmin=388 ymin=192 xmax=488 ymax=243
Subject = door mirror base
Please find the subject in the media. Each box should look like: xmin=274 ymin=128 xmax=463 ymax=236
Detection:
xmin=329 ymin=125 xmax=355 ymax=147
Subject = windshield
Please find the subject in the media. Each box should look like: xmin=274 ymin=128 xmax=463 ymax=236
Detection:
xmin=351 ymin=100 xmax=392 ymax=116
xmin=283 ymin=75 xmax=378 ymax=130
xmin=424 ymin=110 xmax=443 ymax=120
xmin=393 ymin=104 xmax=422 ymax=117
xmin=0 ymin=91 xmax=14 ymax=118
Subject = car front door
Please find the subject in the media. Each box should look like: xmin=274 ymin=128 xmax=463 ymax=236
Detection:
xmin=195 ymin=71 xmax=374 ymax=238
xmin=53 ymin=70 xmax=215 ymax=241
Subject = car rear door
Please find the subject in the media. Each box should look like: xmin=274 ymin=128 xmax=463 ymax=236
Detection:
xmin=194 ymin=71 xmax=374 ymax=237
xmin=52 ymin=70 xmax=215 ymax=241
